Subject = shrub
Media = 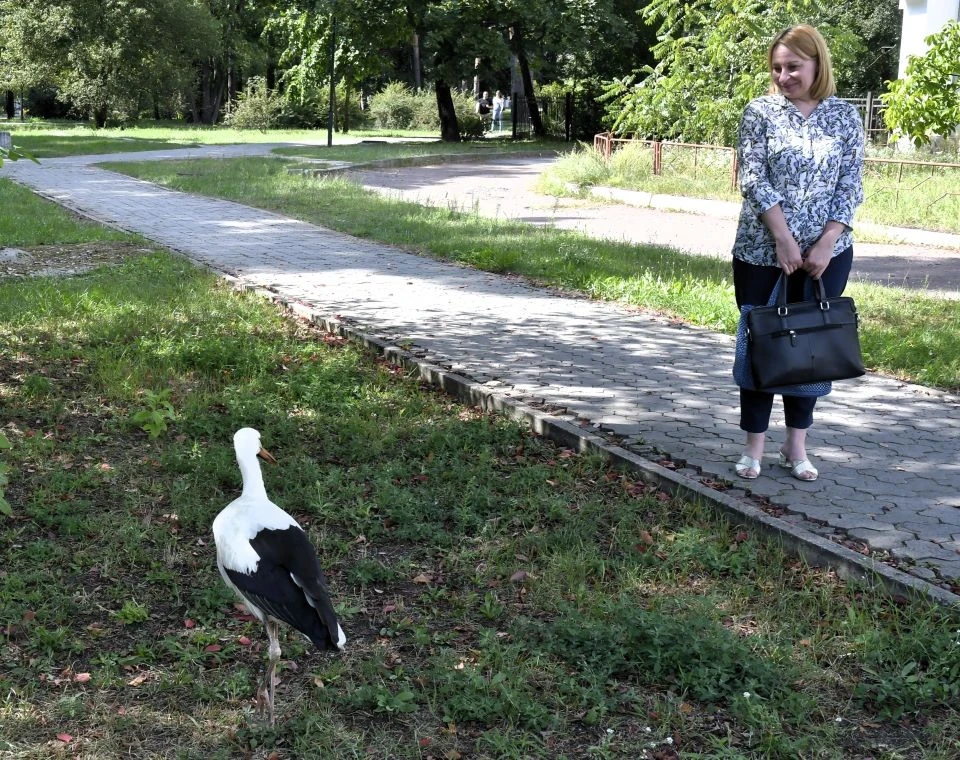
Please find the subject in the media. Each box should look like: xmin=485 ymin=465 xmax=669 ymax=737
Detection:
xmin=278 ymin=79 xmax=366 ymax=131
xmin=224 ymin=77 xmax=282 ymax=131
xmin=368 ymin=82 xmax=417 ymax=129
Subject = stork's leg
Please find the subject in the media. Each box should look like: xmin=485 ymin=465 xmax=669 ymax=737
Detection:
xmin=264 ymin=619 xmax=282 ymax=725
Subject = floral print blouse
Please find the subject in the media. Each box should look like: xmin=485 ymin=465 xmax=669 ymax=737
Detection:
xmin=731 ymin=94 xmax=864 ymax=266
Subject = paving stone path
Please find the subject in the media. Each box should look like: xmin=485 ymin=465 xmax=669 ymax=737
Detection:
xmin=5 ymin=146 xmax=960 ymax=596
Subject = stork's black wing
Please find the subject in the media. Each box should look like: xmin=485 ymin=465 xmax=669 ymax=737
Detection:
xmin=225 ymin=525 xmax=342 ymax=650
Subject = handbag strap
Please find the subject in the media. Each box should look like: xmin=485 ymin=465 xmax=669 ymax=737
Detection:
xmin=773 ymin=272 xmax=828 ymax=309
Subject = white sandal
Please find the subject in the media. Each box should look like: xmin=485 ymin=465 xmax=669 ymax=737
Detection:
xmin=735 ymin=454 xmax=762 ymax=479
xmin=778 ymin=451 xmax=818 ymax=481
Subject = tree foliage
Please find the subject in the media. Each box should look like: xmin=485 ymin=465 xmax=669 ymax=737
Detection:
xmin=882 ymin=21 xmax=960 ymax=146
xmin=0 ymin=0 xmax=220 ymax=125
xmin=601 ymin=0 xmax=865 ymax=145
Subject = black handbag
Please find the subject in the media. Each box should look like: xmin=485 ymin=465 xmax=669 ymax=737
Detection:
xmin=747 ymin=274 xmax=865 ymax=389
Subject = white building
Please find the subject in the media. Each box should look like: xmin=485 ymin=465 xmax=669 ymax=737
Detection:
xmin=897 ymin=0 xmax=960 ymax=77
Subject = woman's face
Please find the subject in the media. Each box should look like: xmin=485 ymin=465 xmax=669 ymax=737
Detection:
xmin=770 ymin=43 xmax=817 ymax=102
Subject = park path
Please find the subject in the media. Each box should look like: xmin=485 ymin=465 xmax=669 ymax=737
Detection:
xmin=4 ymin=145 xmax=960 ymax=599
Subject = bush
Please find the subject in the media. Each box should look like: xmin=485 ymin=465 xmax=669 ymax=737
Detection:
xmin=224 ymin=77 xmax=282 ymax=131
xmin=882 ymin=20 xmax=960 ymax=146
xmin=278 ymin=79 xmax=366 ymax=131
xmin=368 ymin=82 xmax=418 ymax=129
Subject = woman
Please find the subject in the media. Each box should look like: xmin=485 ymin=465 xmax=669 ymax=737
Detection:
xmin=492 ymin=90 xmax=505 ymax=131
xmin=731 ymin=25 xmax=864 ymax=481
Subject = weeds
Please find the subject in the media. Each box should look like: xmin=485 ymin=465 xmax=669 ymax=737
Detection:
xmin=0 ymin=432 xmax=11 ymax=516
xmin=131 ymin=389 xmax=176 ymax=438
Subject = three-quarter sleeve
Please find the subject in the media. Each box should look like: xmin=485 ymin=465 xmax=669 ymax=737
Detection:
xmin=827 ymin=107 xmax=865 ymax=229
xmin=737 ymin=104 xmax=783 ymax=216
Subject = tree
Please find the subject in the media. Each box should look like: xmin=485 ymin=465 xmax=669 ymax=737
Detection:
xmin=268 ymin=0 xmax=409 ymax=130
xmin=882 ymin=21 xmax=960 ymax=147
xmin=601 ymin=0 xmax=863 ymax=145
xmin=830 ymin=0 xmax=901 ymax=95
xmin=0 ymin=0 xmax=220 ymax=125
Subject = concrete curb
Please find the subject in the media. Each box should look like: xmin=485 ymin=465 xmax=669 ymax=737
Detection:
xmin=235 ymin=280 xmax=960 ymax=609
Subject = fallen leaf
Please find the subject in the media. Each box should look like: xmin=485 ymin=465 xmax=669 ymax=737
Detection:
xmin=56 ymin=733 xmax=73 ymax=743
xmin=74 ymin=672 xmax=91 ymax=683
xmin=510 ymin=570 xmax=529 ymax=583
xmin=184 ymin=619 xmax=196 ymax=629
xmin=412 ymin=573 xmax=433 ymax=584
xmin=313 ymin=676 xmax=325 ymax=688
xmin=382 ymin=604 xmax=397 ymax=614
xmin=127 ymin=674 xmax=148 ymax=687
xmin=238 ymin=636 xmax=252 ymax=646
xmin=23 ymin=610 xmax=36 ymax=621
xmin=639 ymin=530 xmax=655 ymax=545
xmin=419 ymin=737 xmax=432 ymax=747
xmin=267 ymin=752 xmax=281 ymax=760
xmin=204 ymin=644 xmax=222 ymax=653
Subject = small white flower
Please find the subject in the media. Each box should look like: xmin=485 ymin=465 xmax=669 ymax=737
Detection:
xmin=665 ymin=737 xmax=674 ymax=745
xmin=644 ymin=726 xmax=652 ymax=733
xmin=606 ymin=728 xmax=614 ymax=735
xmin=743 ymin=691 xmax=751 ymax=699
xmin=835 ymin=716 xmax=843 ymax=723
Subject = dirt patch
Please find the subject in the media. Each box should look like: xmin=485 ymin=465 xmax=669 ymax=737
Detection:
xmin=0 ymin=241 xmax=156 ymax=279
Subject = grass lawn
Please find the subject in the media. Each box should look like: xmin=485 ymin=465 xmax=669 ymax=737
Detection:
xmin=0 ymin=121 xmax=536 ymax=160
xmin=2 ymin=186 xmax=960 ymax=758
xmin=102 ymin=154 xmax=960 ymax=392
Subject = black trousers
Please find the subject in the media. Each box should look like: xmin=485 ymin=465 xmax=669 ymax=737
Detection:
xmin=732 ymin=247 xmax=854 ymax=434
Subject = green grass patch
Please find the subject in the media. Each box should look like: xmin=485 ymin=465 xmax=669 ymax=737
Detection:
xmin=1 ymin=121 xmax=535 ymax=159
xmin=103 ymin=155 xmax=960 ymax=391
xmin=2 ymin=249 xmax=960 ymax=758
xmin=0 ymin=178 xmax=140 ymax=247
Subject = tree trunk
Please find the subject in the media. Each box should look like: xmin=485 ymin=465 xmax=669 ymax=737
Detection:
xmin=435 ymin=81 xmax=460 ymax=142
xmin=411 ymin=32 xmax=422 ymax=90
xmin=197 ymin=58 xmax=225 ymax=124
xmin=515 ymin=48 xmax=544 ymax=137
xmin=508 ymin=25 xmax=544 ymax=137
xmin=227 ymin=54 xmax=238 ymax=107
xmin=4 ymin=91 xmax=14 ymax=119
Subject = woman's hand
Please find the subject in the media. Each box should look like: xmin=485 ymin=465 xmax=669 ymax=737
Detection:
xmin=775 ymin=235 xmax=804 ymax=275
xmin=802 ymin=238 xmax=834 ymax=279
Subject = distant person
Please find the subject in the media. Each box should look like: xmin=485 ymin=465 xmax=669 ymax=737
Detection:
xmin=475 ymin=91 xmax=492 ymax=128
xmin=731 ymin=24 xmax=864 ymax=482
xmin=492 ymin=91 xmax=505 ymax=131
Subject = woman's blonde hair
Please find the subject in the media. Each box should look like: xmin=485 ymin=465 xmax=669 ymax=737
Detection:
xmin=767 ymin=25 xmax=836 ymax=100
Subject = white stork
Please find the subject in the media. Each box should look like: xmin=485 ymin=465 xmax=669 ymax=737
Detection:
xmin=213 ymin=427 xmax=345 ymax=723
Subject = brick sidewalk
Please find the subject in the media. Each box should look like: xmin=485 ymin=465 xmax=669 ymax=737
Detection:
xmin=5 ymin=147 xmax=960 ymax=602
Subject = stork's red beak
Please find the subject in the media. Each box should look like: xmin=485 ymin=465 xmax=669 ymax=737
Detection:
xmin=257 ymin=447 xmax=277 ymax=464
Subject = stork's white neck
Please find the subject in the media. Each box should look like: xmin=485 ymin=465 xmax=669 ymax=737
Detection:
xmin=237 ymin=452 xmax=268 ymax=500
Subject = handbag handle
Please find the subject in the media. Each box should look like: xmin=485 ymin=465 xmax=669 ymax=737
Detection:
xmin=774 ymin=273 xmax=828 ymax=314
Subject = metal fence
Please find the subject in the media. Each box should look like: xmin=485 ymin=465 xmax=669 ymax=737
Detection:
xmin=842 ymin=93 xmax=889 ymax=145
xmin=511 ymin=92 xmax=604 ymax=142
